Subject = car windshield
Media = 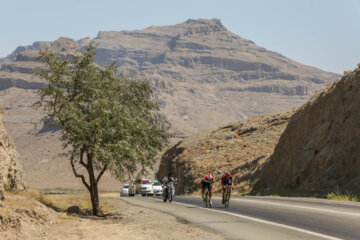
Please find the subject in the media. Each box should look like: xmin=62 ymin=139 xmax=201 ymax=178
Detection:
xmin=152 ymin=182 xmax=161 ymax=186
xmin=123 ymin=185 xmax=129 ymax=188
xmin=141 ymin=180 xmax=150 ymax=184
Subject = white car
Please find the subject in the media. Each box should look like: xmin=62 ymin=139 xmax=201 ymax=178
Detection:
xmin=151 ymin=181 xmax=163 ymax=196
xmin=120 ymin=184 xmax=129 ymax=197
xmin=140 ymin=179 xmax=154 ymax=196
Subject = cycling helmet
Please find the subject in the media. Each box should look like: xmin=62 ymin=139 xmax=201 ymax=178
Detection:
xmin=205 ymin=174 xmax=213 ymax=181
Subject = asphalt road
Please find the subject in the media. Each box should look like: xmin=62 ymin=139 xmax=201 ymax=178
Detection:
xmin=118 ymin=195 xmax=360 ymax=240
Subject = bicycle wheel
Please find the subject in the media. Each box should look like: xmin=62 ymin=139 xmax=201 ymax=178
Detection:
xmin=224 ymin=187 xmax=230 ymax=208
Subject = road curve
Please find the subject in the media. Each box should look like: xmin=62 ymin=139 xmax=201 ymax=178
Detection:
xmin=117 ymin=196 xmax=360 ymax=240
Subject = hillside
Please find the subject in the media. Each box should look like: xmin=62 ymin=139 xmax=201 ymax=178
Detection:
xmin=0 ymin=18 xmax=340 ymax=189
xmin=0 ymin=102 xmax=26 ymax=200
xmin=157 ymin=109 xmax=296 ymax=194
xmin=81 ymin=18 xmax=340 ymax=135
xmin=254 ymin=64 xmax=360 ymax=194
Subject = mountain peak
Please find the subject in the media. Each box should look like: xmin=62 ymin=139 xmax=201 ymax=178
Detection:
xmin=185 ymin=18 xmax=223 ymax=26
xmin=182 ymin=18 xmax=227 ymax=33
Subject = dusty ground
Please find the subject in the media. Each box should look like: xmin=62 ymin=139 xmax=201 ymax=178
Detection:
xmin=0 ymin=191 xmax=223 ymax=240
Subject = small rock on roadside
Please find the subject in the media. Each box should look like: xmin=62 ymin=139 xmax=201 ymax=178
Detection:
xmin=67 ymin=206 xmax=80 ymax=214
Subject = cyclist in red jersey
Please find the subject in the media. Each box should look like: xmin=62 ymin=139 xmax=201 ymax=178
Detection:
xmin=201 ymin=174 xmax=215 ymax=203
xmin=221 ymin=171 xmax=234 ymax=204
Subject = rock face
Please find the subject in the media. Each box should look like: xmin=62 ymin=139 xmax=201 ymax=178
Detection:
xmin=157 ymin=109 xmax=295 ymax=194
xmin=0 ymin=37 xmax=77 ymax=91
xmin=0 ymin=40 xmax=47 ymax=68
xmin=0 ymin=103 xmax=26 ymax=199
xmin=0 ymin=19 xmax=340 ymax=189
xmin=82 ymin=18 xmax=339 ymax=135
xmin=255 ymin=65 xmax=360 ymax=193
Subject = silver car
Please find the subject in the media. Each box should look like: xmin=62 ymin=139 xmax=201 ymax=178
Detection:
xmin=140 ymin=179 xmax=154 ymax=196
xmin=151 ymin=181 xmax=163 ymax=196
xmin=120 ymin=184 xmax=130 ymax=197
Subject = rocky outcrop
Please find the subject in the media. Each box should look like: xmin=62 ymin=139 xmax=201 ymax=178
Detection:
xmin=157 ymin=109 xmax=296 ymax=194
xmin=0 ymin=40 xmax=47 ymax=67
xmin=0 ymin=103 xmax=26 ymax=199
xmin=255 ymin=64 xmax=360 ymax=194
xmin=0 ymin=37 xmax=77 ymax=91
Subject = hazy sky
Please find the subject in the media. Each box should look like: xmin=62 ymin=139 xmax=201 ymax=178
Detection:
xmin=1 ymin=0 xmax=359 ymax=73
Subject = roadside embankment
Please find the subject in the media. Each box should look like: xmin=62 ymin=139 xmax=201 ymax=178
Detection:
xmin=1 ymin=191 xmax=223 ymax=240
xmin=254 ymin=64 xmax=359 ymax=195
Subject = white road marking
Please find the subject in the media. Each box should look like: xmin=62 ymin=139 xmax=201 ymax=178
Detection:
xmin=148 ymin=197 xmax=342 ymax=240
xmin=185 ymin=196 xmax=360 ymax=215
xmin=231 ymin=198 xmax=360 ymax=217
xmin=244 ymin=196 xmax=360 ymax=207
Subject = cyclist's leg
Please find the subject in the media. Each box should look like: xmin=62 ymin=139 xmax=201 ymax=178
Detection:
xmin=222 ymin=184 xmax=225 ymax=203
xmin=201 ymin=184 xmax=205 ymax=200
xmin=209 ymin=183 xmax=212 ymax=199
xmin=229 ymin=183 xmax=233 ymax=199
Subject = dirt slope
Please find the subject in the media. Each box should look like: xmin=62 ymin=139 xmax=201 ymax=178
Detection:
xmin=157 ymin=109 xmax=296 ymax=194
xmin=254 ymin=64 xmax=360 ymax=194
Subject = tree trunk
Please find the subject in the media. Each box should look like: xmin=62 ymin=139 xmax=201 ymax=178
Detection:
xmin=90 ymin=183 xmax=100 ymax=216
xmin=71 ymin=149 xmax=107 ymax=216
xmin=87 ymin=153 xmax=100 ymax=216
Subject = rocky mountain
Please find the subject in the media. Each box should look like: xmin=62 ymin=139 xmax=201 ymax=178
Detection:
xmin=254 ymin=64 xmax=360 ymax=194
xmin=0 ymin=18 xmax=340 ymax=189
xmin=157 ymin=109 xmax=295 ymax=194
xmin=80 ymin=18 xmax=340 ymax=135
xmin=0 ymin=103 xmax=26 ymax=200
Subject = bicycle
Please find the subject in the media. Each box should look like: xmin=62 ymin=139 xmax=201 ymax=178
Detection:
xmin=223 ymin=185 xmax=231 ymax=208
xmin=203 ymin=188 xmax=212 ymax=208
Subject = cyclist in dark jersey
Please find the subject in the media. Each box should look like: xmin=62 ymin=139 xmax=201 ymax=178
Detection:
xmin=221 ymin=171 xmax=234 ymax=204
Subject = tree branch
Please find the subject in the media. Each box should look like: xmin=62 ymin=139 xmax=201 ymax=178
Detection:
xmin=96 ymin=164 xmax=108 ymax=183
xmin=70 ymin=157 xmax=90 ymax=191
xmin=79 ymin=147 xmax=88 ymax=168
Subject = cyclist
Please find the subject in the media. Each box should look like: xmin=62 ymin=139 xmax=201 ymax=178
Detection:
xmin=162 ymin=172 xmax=176 ymax=185
xmin=221 ymin=171 xmax=233 ymax=204
xmin=162 ymin=172 xmax=176 ymax=198
xmin=201 ymin=174 xmax=215 ymax=204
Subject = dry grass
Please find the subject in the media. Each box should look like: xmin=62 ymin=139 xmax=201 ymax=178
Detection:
xmin=45 ymin=193 xmax=119 ymax=212
xmin=4 ymin=189 xmax=44 ymax=209
xmin=326 ymin=187 xmax=360 ymax=202
xmin=327 ymin=192 xmax=359 ymax=202
xmin=4 ymin=189 xmax=119 ymax=214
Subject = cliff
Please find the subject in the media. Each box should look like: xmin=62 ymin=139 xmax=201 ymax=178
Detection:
xmin=0 ymin=103 xmax=26 ymax=200
xmin=255 ymin=64 xmax=360 ymax=194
